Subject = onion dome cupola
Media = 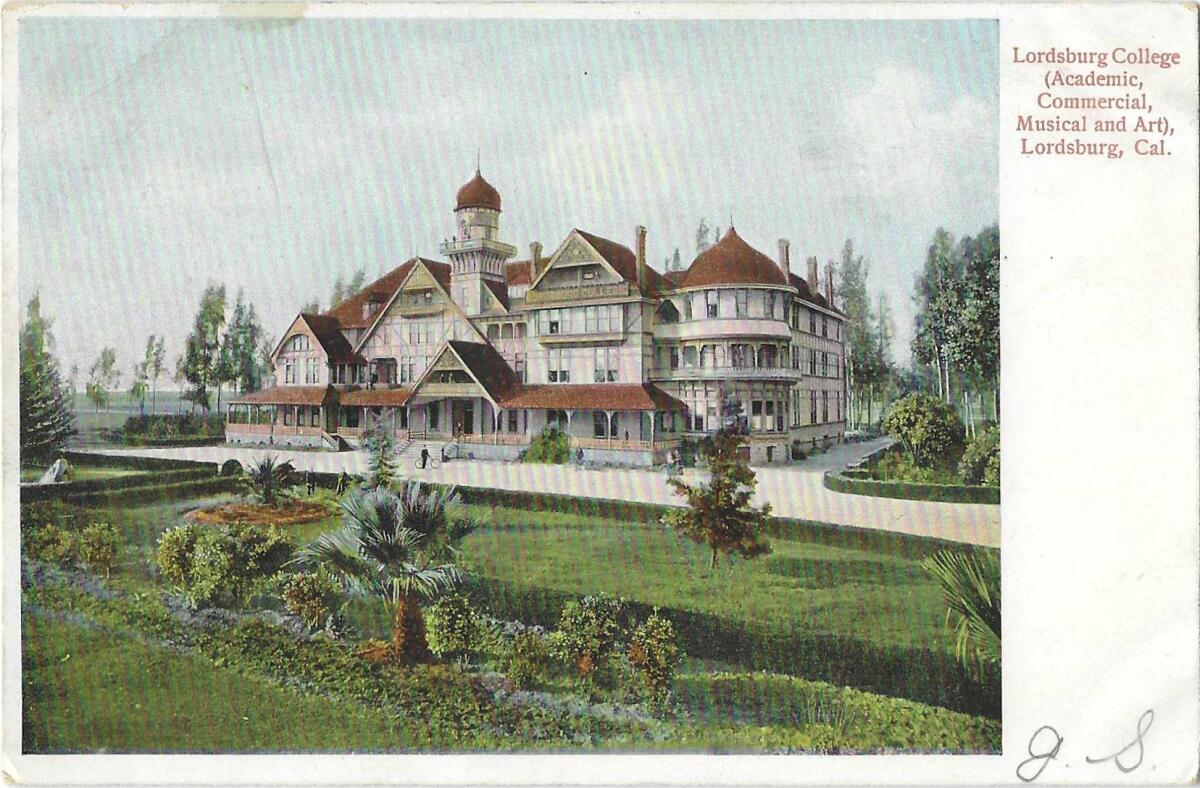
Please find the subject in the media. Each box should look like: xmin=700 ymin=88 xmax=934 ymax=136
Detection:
xmin=455 ymin=169 xmax=502 ymax=212
xmin=442 ymin=167 xmax=516 ymax=317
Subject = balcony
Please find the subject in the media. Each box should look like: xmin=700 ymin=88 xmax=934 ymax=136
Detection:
xmin=439 ymin=237 xmax=517 ymax=257
xmin=654 ymin=318 xmax=791 ymax=341
xmin=537 ymin=329 xmax=624 ymax=346
xmin=524 ymin=281 xmax=633 ymax=306
xmin=649 ymin=365 xmax=800 ymax=382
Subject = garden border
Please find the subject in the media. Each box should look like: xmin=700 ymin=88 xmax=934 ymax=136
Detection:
xmin=823 ymin=445 xmax=1000 ymax=505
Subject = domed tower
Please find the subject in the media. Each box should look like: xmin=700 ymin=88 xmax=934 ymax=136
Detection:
xmin=440 ymin=169 xmax=516 ymax=316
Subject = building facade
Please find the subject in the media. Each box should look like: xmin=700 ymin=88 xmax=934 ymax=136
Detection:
xmin=227 ymin=170 xmax=847 ymax=465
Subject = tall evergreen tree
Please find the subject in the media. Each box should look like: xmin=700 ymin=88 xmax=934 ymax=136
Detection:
xmin=834 ymin=240 xmax=878 ymax=427
xmin=181 ymin=284 xmax=227 ymax=412
xmin=346 ymin=269 xmax=367 ymax=298
xmin=86 ymin=347 xmax=119 ymax=412
xmin=19 ymin=295 xmax=76 ymax=459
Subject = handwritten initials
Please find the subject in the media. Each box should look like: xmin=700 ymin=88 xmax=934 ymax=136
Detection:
xmin=1086 ymin=709 xmax=1154 ymax=773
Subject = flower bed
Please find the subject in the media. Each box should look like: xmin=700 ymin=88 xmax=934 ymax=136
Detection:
xmin=187 ymin=500 xmax=337 ymax=526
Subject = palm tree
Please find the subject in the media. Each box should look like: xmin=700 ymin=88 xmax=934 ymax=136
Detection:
xmin=243 ymin=455 xmax=296 ymax=507
xmin=921 ymin=548 xmax=1000 ymax=679
xmin=297 ymin=482 xmax=476 ymax=664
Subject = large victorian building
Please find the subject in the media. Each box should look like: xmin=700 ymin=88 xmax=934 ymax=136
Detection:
xmin=227 ymin=171 xmax=847 ymax=465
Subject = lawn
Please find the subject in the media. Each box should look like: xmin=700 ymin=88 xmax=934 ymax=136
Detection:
xmin=22 ymin=615 xmax=415 ymax=752
xmin=456 ymin=509 xmax=948 ymax=653
xmin=20 ymin=476 xmax=1000 ymax=753
xmin=20 ymin=466 xmax=145 ymax=483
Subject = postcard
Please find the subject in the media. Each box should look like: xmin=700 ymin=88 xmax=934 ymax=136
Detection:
xmin=2 ymin=2 xmax=1196 ymax=785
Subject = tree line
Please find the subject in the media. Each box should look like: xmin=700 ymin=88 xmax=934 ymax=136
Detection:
xmin=911 ymin=224 xmax=1000 ymax=434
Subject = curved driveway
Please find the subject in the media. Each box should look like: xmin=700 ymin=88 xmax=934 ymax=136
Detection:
xmin=87 ymin=438 xmax=999 ymax=547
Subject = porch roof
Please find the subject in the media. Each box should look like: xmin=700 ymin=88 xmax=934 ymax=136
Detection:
xmin=499 ymin=383 xmax=686 ymax=412
xmin=229 ymin=386 xmax=333 ymax=406
xmin=339 ymin=387 xmax=412 ymax=407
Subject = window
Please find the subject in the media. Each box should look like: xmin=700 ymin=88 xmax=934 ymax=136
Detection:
xmin=548 ymin=410 xmax=568 ymax=430
xmin=809 ymin=310 xmax=816 ymax=333
xmin=548 ymin=309 xmax=560 ymax=335
xmin=548 ymin=349 xmax=569 ymax=383
xmin=593 ymin=347 xmax=618 ymax=382
xmin=775 ymin=400 xmax=785 ymax=432
xmin=683 ymin=296 xmax=693 ymax=321
xmin=822 ymin=391 xmax=829 ymax=422
xmin=593 ymin=411 xmax=609 ymax=438
xmin=310 ymin=407 xmax=320 ymax=427
xmin=288 ymin=335 xmax=310 ymax=352
xmin=507 ymin=410 xmax=519 ymax=433
xmin=585 ymin=306 xmax=598 ymax=333
xmin=428 ymin=405 xmax=439 ymax=431
xmin=809 ymin=349 xmax=818 ymax=375
xmin=822 ymin=352 xmax=829 ymax=377
xmin=487 ymin=324 xmax=499 ymax=340
xmin=284 ymin=408 xmax=294 ymax=426
xmin=764 ymin=400 xmax=775 ymax=432
xmin=515 ymin=354 xmax=526 ymax=383
xmin=731 ymin=344 xmax=749 ymax=368
xmin=822 ymin=316 xmax=828 ymax=338
xmin=706 ymin=290 xmax=719 ymax=318
xmin=691 ymin=408 xmax=704 ymax=431
xmin=700 ymin=345 xmax=713 ymax=368
xmin=582 ymin=269 xmax=597 ymax=281
xmin=751 ymin=400 xmax=763 ymax=431
xmin=682 ymin=346 xmax=697 ymax=368
xmin=669 ymin=347 xmax=680 ymax=370
xmin=810 ymin=391 xmax=818 ymax=424
xmin=305 ymin=358 xmax=318 ymax=384
xmin=284 ymin=362 xmax=296 ymax=384
xmin=735 ymin=289 xmax=748 ymax=317
xmin=501 ymin=323 xmax=514 ymax=339
xmin=763 ymin=291 xmax=774 ymax=318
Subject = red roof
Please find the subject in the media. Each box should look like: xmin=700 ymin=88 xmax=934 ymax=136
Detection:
xmin=456 ymin=170 xmax=501 ymax=211
xmin=445 ymin=340 xmax=520 ymax=402
xmin=324 ymin=261 xmax=417 ymax=329
xmin=483 ymin=280 xmax=510 ymax=311
xmin=680 ymin=227 xmax=789 ymax=289
xmin=788 ymin=272 xmax=843 ymax=316
xmin=300 ymin=314 xmax=364 ymax=364
xmin=500 ymin=383 xmax=685 ymax=412
xmin=340 ymin=388 xmax=412 ymax=407
xmin=573 ymin=229 xmax=669 ymax=296
xmin=505 ymin=260 xmax=532 ymax=286
xmin=230 ymin=386 xmax=333 ymax=406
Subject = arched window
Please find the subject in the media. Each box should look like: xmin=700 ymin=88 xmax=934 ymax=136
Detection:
xmin=700 ymin=345 xmax=713 ymax=368
xmin=682 ymin=346 xmax=698 ymax=368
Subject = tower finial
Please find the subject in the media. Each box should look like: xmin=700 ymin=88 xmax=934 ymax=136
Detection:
xmin=476 ymin=147 xmax=481 ymax=174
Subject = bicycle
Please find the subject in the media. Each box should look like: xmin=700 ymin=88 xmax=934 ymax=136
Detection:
xmin=413 ymin=455 xmax=440 ymax=470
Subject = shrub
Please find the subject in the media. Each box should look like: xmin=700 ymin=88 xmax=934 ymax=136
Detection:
xmin=873 ymin=451 xmax=953 ymax=484
xmin=425 ymin=593 xmax=480 ymax=661
xmin=507 ymin=630 xmax=550 ymax=690
xmin=552 ymin=593 xmax=628 ymax=680
xmin=627 ymin=611 xmax=680 ymax=703
xmin=156 ymin=523 xmax=293 ymax=608
xmin=883 ymin=393 xmax=966 ymax=469
xmin=22 ymin=500 xmax=86 ymax=533
xmin=958 ymin=426 xmax=1000 ymax=486
xmin=522 ymin=427 xmax=571 ymax=464
xmin=26 ymin=524 xmax=76 ymax=567
xmin=983 ymin=451 xmax=1000 ymax=487
xmin=282 ymin=571 xmax=342 ymax=632
xmin=77 ymin=522 xmax=120 ymax=578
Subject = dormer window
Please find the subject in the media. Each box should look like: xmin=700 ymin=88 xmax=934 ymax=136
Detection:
xmin=582 ymin=270 xmax=596 ymax=281
xmin=287 ymin=335 xmax=310 ymax=352
xmin=364 ymin=300 xmax=383 ymax=320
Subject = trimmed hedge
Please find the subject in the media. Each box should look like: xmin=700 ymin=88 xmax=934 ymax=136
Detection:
xmin=823 ymin=469 xmax=1000 ymax=505
xmin=115 ymin=435 xmax=226 ymax=448
xmin=49 ymin=477 xmax=241 ymax=507
xmin=60 ymin=450 xmax=215 ymax=472
xmin=20 ymin=468 xmax=216 ymax=502
xmin=470 ymin=577 xmax=999 ymax=719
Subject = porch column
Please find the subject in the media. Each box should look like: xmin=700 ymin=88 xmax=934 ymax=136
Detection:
xmin=607 ymin=410 xmax=616 ymax=444
xmin=650 ymin=411 xmax=657 ymax=444
xmin=493 ymin=407 xmax=501 ymax=443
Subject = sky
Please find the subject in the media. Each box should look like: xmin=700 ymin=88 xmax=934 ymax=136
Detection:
xmin=18 ymin=16 xmax=997 ymax=383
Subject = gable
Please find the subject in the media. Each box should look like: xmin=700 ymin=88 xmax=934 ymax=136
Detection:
xmin=528 ymin=232 xmax=625 ymax=293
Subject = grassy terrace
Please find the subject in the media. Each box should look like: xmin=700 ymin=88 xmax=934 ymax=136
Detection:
xmin=21 ymin=477 xmax=999 ymax=752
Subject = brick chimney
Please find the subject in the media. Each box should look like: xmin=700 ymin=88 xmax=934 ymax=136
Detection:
xmin=824 ymin=262 xmax=835 ymax=307
xmin=777 ymin=239 xmax=791 ymax=281
xmin=807 ymin=256 xmax=819 ymax=294
xmin=530 ymin=241 xmax=543 ymax=279
xmin=635 ymin=225 xmax=647 ymax=294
